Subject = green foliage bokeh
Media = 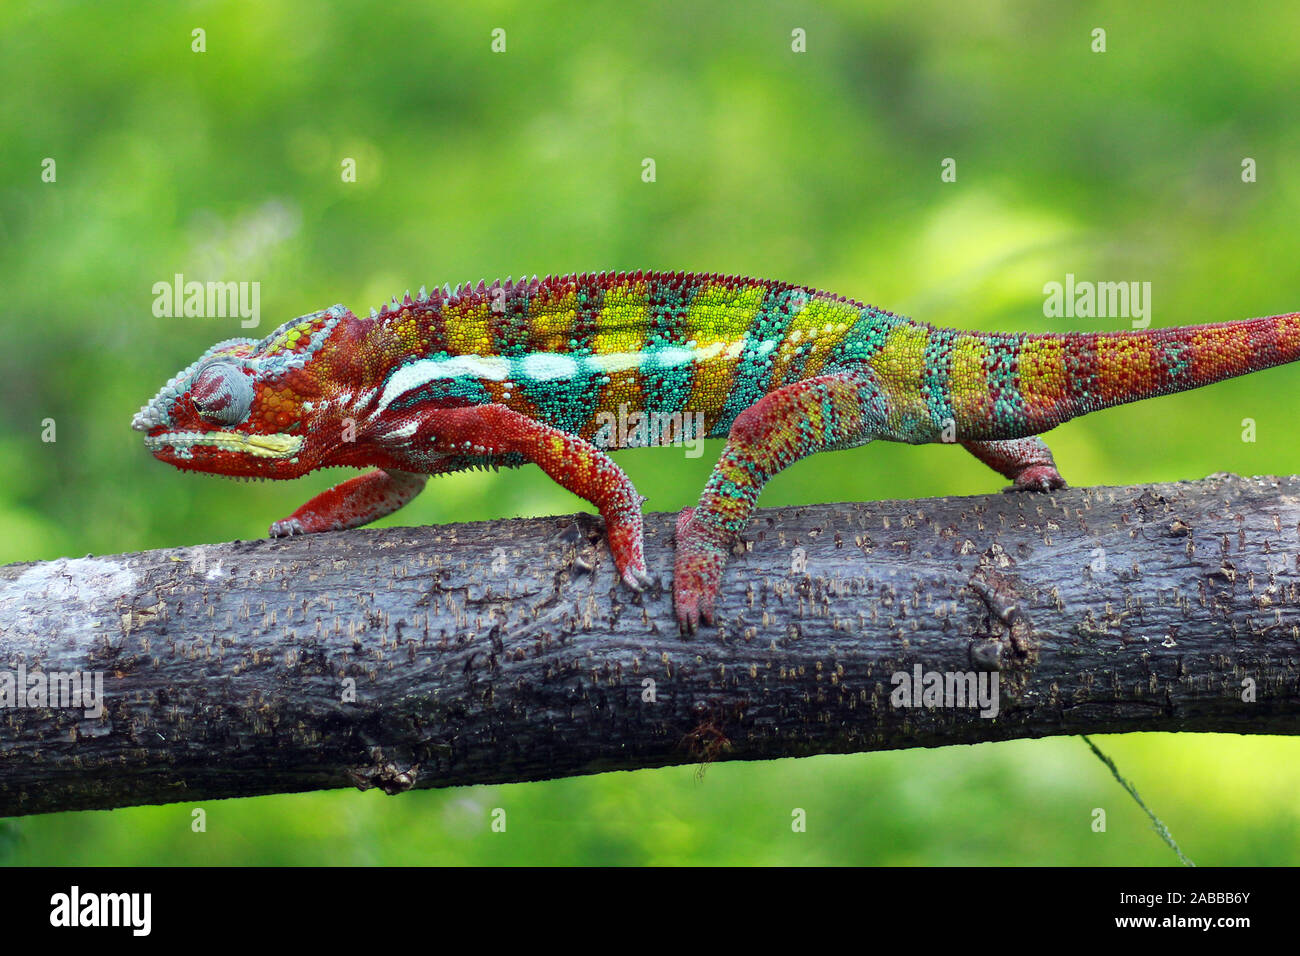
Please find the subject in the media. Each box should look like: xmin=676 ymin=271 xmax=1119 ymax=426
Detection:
xmin=1 ymin=0 xmax=1297 ymax=864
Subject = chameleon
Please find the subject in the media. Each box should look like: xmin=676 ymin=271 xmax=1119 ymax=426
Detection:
xmin=132 ymin=270 xmax=1300 ymax=631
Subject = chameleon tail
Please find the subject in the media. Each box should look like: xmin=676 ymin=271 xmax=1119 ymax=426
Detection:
xmin=1011 ymin=313 xmax=1300 ymax=431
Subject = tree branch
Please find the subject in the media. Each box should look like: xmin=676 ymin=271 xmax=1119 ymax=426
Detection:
xmin=2 ymin=473 xmax=1298 ymax=817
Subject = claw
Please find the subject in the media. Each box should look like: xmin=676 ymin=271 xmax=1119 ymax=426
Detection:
xmin=1003 ymin=466 xmax=1068 ymax=493
xmin=269 ymin=518 xmax=305 ymax=537
xmin=622 ymin=566 xmax=654 ymax=592
xmin=675 ymin=591 xmax=715 ymax=634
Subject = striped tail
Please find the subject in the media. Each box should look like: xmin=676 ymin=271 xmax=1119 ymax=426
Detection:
xmin=969 ymin=313 xmax=1300 ymax=440
xmin=1062 ymin=313 xmax=1300 ymax=414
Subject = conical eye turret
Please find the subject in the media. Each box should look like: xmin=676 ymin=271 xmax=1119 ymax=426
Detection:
xmin=191 ymin=362 xmax=254 ymax=426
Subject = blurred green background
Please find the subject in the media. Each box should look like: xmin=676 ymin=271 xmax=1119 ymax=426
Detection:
xmin=2 ymin=0 xmax=1298 ymax=865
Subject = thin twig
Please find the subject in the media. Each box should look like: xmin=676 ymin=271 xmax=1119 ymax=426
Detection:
xmin=1081 ymin=735 xmax=1195 ymax=867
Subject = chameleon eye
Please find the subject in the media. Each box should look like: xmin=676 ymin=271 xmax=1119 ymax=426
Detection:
xmin=191 ymin=362 xmax=254 ymax=426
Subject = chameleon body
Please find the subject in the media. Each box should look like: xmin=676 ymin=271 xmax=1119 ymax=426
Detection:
xmin=133 ymin=271 xmax=1300 ymax=630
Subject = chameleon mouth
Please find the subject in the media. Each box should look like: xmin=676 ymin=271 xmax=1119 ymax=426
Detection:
xmin=144 ymin=430 xmax=303 ymax=459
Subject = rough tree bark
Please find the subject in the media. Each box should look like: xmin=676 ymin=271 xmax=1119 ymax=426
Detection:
xmin=1 ymin=472 xmax=1297 ymax=817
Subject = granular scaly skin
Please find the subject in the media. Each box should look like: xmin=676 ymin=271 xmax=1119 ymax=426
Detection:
xmin=132 ymin=271 xmax=1300 ymax=631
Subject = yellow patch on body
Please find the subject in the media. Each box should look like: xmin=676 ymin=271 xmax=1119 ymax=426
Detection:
xmin=593 ymin=281 xmax=650 ymax=350
xmin=768 ymin=296 xmax=859 ymax=383
xmin=947 ymin=335 xmax=992 ymax=429
xmin=527 ymin=288 xmax=579 ymax=354
xmin=683 ymin=343 xmax=738 ymax=421
xmin=685 ymin=282 xmax=766 ymax=345
xmin=868 ymin=323 xmax=931 ymax=431
xmin=442 ymin=297 xmax=495 ymax=355
xmin=677 ymin=282 xmax=767 ymax=417
xmin=591 ymin=282 xmax=651 ymax=414
xmin=392 ymin=311 xmax=424 ymax=351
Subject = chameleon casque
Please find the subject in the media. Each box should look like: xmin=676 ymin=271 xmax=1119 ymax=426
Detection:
xmin=133 ymin=270 xmax=1300 ymax=630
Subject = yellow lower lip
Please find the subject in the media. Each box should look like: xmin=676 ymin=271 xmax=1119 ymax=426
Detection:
xmin=146 ymin=430 xmax=303 ymax=459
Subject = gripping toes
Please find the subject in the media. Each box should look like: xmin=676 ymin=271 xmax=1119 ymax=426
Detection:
xmin=673 ymin=507 xmax=731 ymax=632
xmin=962 ymin=438 xmax=1067 ymax=494
xmin=1003 ymin=465 xmax=1067 ymax=493
xmin=604 ymin=504 xmax=653 ymax=592
xmin=622 ymin=565 xmax=654 ymax=592
xmin=423 ymin=405 xmax=655 ymax=597
xmin=670 ymin=369 xmax=884 ymax=632
xmin=269 ymin=517 xmax=308 ymax=537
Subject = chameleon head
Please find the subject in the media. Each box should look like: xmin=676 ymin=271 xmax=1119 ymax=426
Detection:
xmin=132 ymin=306 xmax=357 ymax=479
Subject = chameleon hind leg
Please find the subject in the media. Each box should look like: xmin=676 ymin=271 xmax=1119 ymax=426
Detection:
xmin=961 ymin=437 xmax=1067 ymax=492
xmin=674 ymin=368 xmax=887 ymax=632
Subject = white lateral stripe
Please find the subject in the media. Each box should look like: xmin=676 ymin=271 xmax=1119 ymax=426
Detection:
xmin=588 ymin=351 xmax=650 ymax=373
xmin=520 ymin=352 xmax=579 ymax=380
xmin=378 ymin=356 xmax=511 ymax=410
xmin=377 ymin=341 xmax=770 ymax=412
xmin=653 ymin=346 xmax=694 ymax=366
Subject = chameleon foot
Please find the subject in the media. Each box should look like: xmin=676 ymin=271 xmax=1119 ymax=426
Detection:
xmin=622 ymin=566 xmax=655 ymax=592
xmin=1002 ymin=466 xmax=1067 ymax=493
xmin=269 ymin=517 xmax=309 ymax=536
xmin=672 ymin=507 xmax=731 ymax=633
xmin=963 ymin=438 xmax=1066 ymax=494
xmin=600 ymin=502 xmax=652 ymax=594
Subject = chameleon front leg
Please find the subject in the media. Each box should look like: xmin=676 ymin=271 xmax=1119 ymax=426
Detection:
xmin=961 ymin=437 xmax=1067 ymax=492
xmin=417 ymin=404 xmax=653 ymax=591
xmin=270 ymin=468 xmax=431 ymax=536
xmin=675 ymin=368 xmax=887 ymax=632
